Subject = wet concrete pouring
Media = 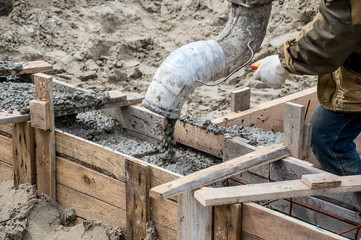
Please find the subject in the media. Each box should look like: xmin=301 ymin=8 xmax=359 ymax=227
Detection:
xmin=56 ymin=111 xmax=282 ymax=176
xmin=1 ymin=80 xmax=282 ymax=176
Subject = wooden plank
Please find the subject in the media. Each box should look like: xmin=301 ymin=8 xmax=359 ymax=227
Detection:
xmin=29 ymin=100 xmax=50 ymax=130
xmin=105 ymin=105 xmax=165 ymax=142
xmin=0 ymin=135 xmax=13 ymax=165
xmin=151 ymin=198 xmax=178 ymax=231
xmin=283 ymin=102 xmax=305 ymax=158
xmin=125 ymin=159 xmax=150 ymax=240
xmin=53 ymin=79 xmax=88 ymax=93
xmin=0 ymin=111 xmax=30 ymax=125
xmin=151 ymin=144 xmax=290 ymax=199
xmin=14 ymin=60 xmax=53 ymax=75
xmin=56 ymin=157 xmax=126 ymax=208
xmin=107 ymin=90 xmax=127 ymax=103
xmin=301 ymin=173 xmax=341 ymax=189
xmin=55 ymin=130 xmax=126 ymax=181
xmin=57 ymin=184 xmax=126 ymax=228
xmin=174 ymin=121 xmax=224 ymax=158
xmin=194 ymin=175 xmax=361 ymax=206
xmin=223 ymin=135 xmax=269 ymax=178
xmin=267 ymin=197 xmax=359 ymax=239
xmin=0 ymin=124 xmax=12 ymax=136
xmin=118 ymin=92 xmax=144 ymax=107
xmin=154 ymin=223 xmax=177 ymax=240
xmin=213 ymin=87 xmax=318 ymax=132
xmin=231 ymin=87 xmax=251 ymax=112
xmin=178 ymin=190 xmax=212 ymax=240
xmin=0 ymin=160 xmax=13 ymax=182
xmin=242 ymin=203 xmax=347 ymax=240
xmin=270 ymin=158 xmax=361 ymax=211
xmin=150 ymin=162 xmax=182 ymax=189
xmin=214 ymin=204 xmax=242 ymax=240
xmin=303 ymin=122 xmax=312 ymax=150
xmin=223 ymin=135 xmax=256 ymax=160
xmin=33 ymin=73 xmax=56 ymax=199
xmin=12 ymin=122 xmax=35 ymax=188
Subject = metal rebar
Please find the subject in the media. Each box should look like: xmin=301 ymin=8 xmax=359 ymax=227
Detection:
xmin=229 ymin=176 xmax=361 ymax=228
xmin=337 ymin=223 xmax=361 ymax=236
xmin=261 ymin=199 xmax=279 ymax=206
xmin=288 ymin=198 xmax=293 ymax=216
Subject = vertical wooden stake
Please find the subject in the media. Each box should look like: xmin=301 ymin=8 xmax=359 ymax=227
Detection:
xmin=32 ymin=73 xmax=56 ymax=199
xmin=214 ymin=204 xmax=242 ymax=240
xmin=12 ymin=121 xmax=35 ymax=189
xmin=231 ymin=88 xmax=251 ymax=112
xmin=178 ymin=190 xmax=213 ymax=240
xmin=125 ymin=159 xmax=150 ymax=239
xmin=283 ymin=102 xmax=305 ymax=158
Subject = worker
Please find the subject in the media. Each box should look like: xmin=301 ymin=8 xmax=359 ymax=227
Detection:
xmin=254 ymin=0 xmax=361 ymax=176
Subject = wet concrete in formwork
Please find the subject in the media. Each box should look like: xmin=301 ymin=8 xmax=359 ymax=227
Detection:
xmin=1 ymin=76 xmax=282 ymax=176
xmin=0 ymin=82 xmax=109 ymax=114
xmin=55 ymin=111 xmax=283 ymax=176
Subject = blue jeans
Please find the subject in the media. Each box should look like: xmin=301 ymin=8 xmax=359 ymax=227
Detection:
xmin=309 ymin=106 xmax=361 ymax=176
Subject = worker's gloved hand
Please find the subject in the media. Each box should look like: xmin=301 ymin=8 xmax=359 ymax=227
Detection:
xmin=253 ymin=55 xmax=289 ymax=89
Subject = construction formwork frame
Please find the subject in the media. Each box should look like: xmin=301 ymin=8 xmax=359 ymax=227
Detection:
xmin=0 ymin=61 xmax=360 ymax=239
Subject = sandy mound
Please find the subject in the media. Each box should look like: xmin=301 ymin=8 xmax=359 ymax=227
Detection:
xmin=0 ymin=0 xmax=318 ymax=120
xmin=0 ymin=180 xmax=125 ymax=240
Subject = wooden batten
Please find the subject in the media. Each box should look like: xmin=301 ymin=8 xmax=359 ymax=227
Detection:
xmin=57 ymin=184 xmax=126 ymax=228
xmin=55 ymin=130 xmax=127 ymax=181
xmin=0 ymin=160 xmax=13 ymax=182
xmin=150 ymin=197 xmax=178 ymax=231
xmin=174 ymin=121 xmax=224 ymax=158
xmin=0 ymin=124 xmax=13 ymax=136
xmin=0 ymin=134 xmax=13 ymax=165
xmin=125 ymin=159 xmax=151 ymax=240
xmin=194 ymin=175 xmax=361 ymax=206
xmin=0 ymin=111 xmax=30 ymax=126
xmin=33 ymin=73 xmax=56 ymax=199
xmin=283 ymin=102 xmax=305 ymax=158
xmin=30 ymin=100 xmax=51 ymax=130
xmin=178 ymin=190 xmax=213 ymax=240
xmin=231 ymin=87 xmax=251 ymax=112
xmin=56 ymin=156 xmax=126 ymax=208
xmin=213 ymin=87 xmax=318 ymax=132
xmin=301 ymin=173 xmax=341 ymax=189
xmin=105 ymin=104 xmax=166 ymax=144
xmin=242 ymin=203 xmax=347 ymax=240
xmin=12 ymin=122 xmax=35 ymax=188
xmin=151 ymin=144 xmax=290 ymax=199
xmin=13 ymin=60 xmax=53 ymax=75
xmin=214 ymin=204 xmax=242 ymax=240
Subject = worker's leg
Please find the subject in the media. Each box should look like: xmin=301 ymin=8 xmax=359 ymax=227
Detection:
xmin=309 ymin=105 xmax=361 ymax=176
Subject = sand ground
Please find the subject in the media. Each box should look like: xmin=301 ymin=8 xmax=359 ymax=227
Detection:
xmin=0 ymin=0 xmax=320 ymax=238
xmin=0 ymin=0 xmax=319 ymax=120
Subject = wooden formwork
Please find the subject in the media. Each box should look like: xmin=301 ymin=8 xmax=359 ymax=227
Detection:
xmin=0 ymin=62 xmax=359 ymax=239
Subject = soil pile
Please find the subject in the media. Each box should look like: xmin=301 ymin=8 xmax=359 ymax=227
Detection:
xmin=0 ymin=180 xmax=125 ymax=240
xmin=0 ymin=0 xmax=319 ymax=120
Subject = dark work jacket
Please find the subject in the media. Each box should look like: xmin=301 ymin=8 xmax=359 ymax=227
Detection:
xmin=280 ymin=0 xmax=361 ymax=112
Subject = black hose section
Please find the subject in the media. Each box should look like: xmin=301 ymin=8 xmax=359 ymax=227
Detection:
xmin=196 ymin=40 xmax=254 ymax=86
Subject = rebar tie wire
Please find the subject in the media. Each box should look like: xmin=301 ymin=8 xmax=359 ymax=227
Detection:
xmin=197 ymin=40 xmax=254 ymax=86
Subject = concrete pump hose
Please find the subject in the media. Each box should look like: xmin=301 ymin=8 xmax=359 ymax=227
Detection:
xmin=142 ymin=3 xmax=272 ymax=119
